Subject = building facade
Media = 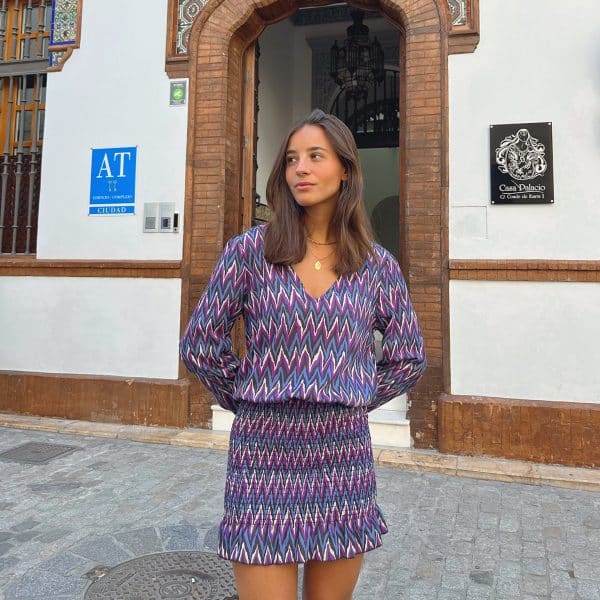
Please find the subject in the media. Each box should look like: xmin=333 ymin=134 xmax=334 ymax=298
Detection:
xmin=0 ymin=0 xmax=599 ymax=468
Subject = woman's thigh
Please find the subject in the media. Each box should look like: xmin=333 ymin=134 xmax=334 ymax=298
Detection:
xmin=232 ymin=561 xmax=299 ymax=600
xmin=302 ymin=553 xmax=364 ymax=600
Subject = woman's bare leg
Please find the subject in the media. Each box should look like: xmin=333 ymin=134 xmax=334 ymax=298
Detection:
xmin=232 ymin=561 xmax=299 ymax=600
xmin=302 ymin=553 xmax=364 ymax=600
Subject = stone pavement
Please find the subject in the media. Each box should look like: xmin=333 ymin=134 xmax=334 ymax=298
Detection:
xmin=0 ymin=422 xmax=599 ymax=599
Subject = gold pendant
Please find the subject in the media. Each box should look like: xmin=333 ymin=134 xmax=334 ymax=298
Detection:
xmin=314 ymin=260 xmax=321 ymax=270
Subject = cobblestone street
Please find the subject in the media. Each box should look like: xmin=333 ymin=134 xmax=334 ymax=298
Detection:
xmin=0 ymin=425 xmax=599 ymax=599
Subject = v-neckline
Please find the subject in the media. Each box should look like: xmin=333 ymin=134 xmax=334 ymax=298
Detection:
xmin=289 ymin=264 xmax=342 ymax=303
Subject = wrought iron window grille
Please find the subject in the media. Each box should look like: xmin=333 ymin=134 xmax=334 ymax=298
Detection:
xmin=0 ymin=0 xmax=50 ymax=255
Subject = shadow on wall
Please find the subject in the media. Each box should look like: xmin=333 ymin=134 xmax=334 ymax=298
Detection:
xmin=370 ymin=195 xmax=400 ymax=262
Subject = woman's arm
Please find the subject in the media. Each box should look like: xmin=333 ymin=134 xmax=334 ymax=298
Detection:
xmin=368 ymin=250 xmax=426 ymax=412
xmin=180 ymin=235 xmax=246 ymax=414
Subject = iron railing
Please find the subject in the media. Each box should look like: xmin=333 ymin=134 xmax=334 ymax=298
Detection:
xmin=0 ymin=0 xmax=49 ymax=255
xmin=331 ymin=68 xmax=400 ymax=149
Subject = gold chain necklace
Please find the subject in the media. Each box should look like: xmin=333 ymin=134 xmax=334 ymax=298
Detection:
xmin=306 ymin=235 xmax=337 ymax=246
xmin=306 ymin=245 xmax=336 ymax=271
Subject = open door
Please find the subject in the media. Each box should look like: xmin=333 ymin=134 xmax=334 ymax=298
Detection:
xmin=241 ymin=41 xmax=260 ymax=232
xmin=233 ymin=40 xmax=260 ymax=358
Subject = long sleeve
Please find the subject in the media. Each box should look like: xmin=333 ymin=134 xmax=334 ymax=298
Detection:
xmin=180 ymin=235 xmax=246 ymax=414
xmin=368 ymin=251 xmax=426 ymax=412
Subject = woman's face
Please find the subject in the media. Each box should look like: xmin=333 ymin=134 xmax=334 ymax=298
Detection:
xmin=285 ymin=125 xmax=348 ymax=210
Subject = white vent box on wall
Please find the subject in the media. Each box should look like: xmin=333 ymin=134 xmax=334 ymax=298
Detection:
xmin=143 ymin=202 xmax=179 ymax=233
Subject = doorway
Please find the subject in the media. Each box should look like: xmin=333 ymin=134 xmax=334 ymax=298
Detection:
xmin=184 ymin=0 xmax=448 ymax=448
xmin=250 ymin=5 xmax=403 ymax=261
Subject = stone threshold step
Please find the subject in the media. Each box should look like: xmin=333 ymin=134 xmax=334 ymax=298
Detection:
xmin=1 ymin=412 xmax=599 ymax=492
xmin=368 ymin=409 xmax=409 ymax=424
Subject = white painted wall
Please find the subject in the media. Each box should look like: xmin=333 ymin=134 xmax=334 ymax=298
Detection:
xmin=449 ymin=0 xmax=600 ymax=259
xmin=450 ymin=280 xmax=600 ymax=404
xmin=0 ymin=277 xmax=181 ymax=379
xmin=256 ymin=21 xmax=296 ymax=205
xmin=37 ymin=0 xmax=187 ymax=260
xmin=292 ymin=29 xmax=312 ymax=124
xmin=256 ymin=20 xmax=320 ymax=203
xmin=359 ymin=148 xmax=399 ymax=216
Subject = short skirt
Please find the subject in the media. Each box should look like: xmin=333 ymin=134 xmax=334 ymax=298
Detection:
xmin=217 ymin=399 xmax=389 ymax=565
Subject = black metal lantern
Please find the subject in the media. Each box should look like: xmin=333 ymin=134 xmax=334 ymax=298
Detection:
xmin=330 ymin=10 xmax=384 ymax=100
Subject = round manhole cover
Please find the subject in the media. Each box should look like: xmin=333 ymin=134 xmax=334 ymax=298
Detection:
xmin=84 ymin=551 xmax=238 ymax=599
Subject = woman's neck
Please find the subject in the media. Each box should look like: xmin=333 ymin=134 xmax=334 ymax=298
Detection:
xmin=304 ymin=213 xmax=336 ymax=244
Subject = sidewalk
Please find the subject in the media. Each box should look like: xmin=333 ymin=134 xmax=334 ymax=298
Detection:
xmin=0 ymin=414 xmax=599 ymax=599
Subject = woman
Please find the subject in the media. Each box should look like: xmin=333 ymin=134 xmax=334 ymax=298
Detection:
xmin=180 ymin=109 xmax=426 ymax=600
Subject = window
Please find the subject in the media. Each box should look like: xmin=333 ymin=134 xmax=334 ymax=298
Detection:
xmin=0 ymin=0 xmax=50 ymax=254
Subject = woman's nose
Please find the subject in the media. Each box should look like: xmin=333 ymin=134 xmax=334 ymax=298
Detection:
xmin=295 ymin=157 xmax=309 ymax=174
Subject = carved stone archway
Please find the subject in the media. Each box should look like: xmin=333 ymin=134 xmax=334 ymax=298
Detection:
xmin=181 ymin=0 xmax=450 ymax=449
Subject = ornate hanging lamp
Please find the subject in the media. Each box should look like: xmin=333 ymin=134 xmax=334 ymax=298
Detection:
xmin=330 ymin=10 xmax=384 ymax=100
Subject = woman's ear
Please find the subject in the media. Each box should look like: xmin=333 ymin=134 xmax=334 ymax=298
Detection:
xmin=341 ymin=169 xmax=348 ymax=181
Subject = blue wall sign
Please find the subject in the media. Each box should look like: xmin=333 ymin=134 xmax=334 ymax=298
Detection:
xmin=89 ymin=147 xmax=137 ymax=215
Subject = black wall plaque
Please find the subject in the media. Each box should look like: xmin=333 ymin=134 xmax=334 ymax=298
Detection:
xmin=490 ymin=122 xmax=554 ymax=204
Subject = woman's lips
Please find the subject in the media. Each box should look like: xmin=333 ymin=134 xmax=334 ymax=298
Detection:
xmin=295 ymin=182 xmax=314 ymax=190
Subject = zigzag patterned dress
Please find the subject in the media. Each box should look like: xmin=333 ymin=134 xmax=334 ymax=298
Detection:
xmin=180 ymin=224 xmax=426 ymax=565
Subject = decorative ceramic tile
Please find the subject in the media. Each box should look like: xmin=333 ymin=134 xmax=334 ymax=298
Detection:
xmin=48 ymin=48 xmax=66 ymax=67
xmin=50 ymin=0 xmax=78 ymax=45
xmin=448 ymin=0 xmax=467 ymax=26
xmin=174 ymin=1 xmax=467 ymax=55
xmin=177 ymin=0 xmax=207 ymax=54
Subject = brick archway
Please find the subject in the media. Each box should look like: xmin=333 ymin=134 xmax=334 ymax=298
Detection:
xmin=181 ymin=0 xmax=450 ymax=448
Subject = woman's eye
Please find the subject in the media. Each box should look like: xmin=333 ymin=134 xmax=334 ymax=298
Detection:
xmin=311 ymin=153 xmax=322 ymax=160
xmin=286 ymin=156 xmax=297 ymax=164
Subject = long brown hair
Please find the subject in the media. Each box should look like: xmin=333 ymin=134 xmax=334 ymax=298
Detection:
xmin=263 ymin=109 xmax=377 ymax=276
